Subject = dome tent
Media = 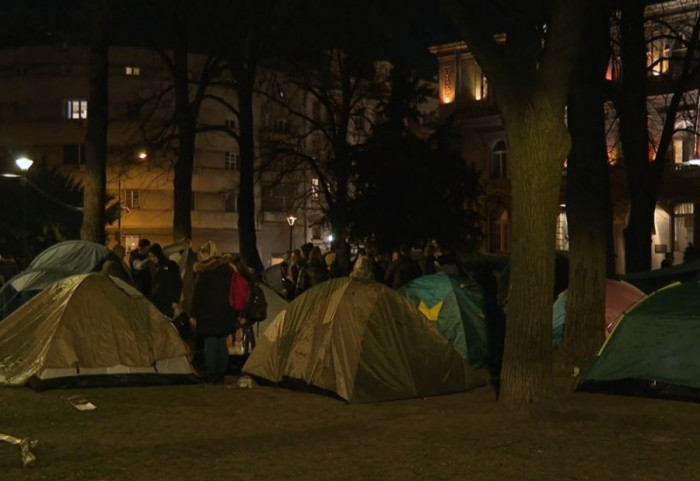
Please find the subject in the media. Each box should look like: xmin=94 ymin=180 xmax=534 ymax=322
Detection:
xmin=577 ymin=282 xmax=700 ymax=401
xmin=243 ymin=277 xmax=484 ymax=403
xmin=0 ymin=240 xmax=109 ymax=319
xmin=0 ymin=273 xmax=196 ymax=390
xmin=552 ymin=279 xmax=645 ymax=346
xmin=398 ymin=272 xmax=488 ymax=367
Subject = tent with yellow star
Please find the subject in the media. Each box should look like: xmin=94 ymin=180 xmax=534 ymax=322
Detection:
xmin=399 ymin=272 xmax=488 ymax=368
xmin=242 ymin=277 xmax=484 ymax=402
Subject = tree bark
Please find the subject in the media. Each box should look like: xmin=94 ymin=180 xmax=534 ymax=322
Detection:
xmin=563 ymin=1 xmax=611 ymax=364
xmin=237 ymin=65 xmax=264 ymax=274
xmin=81 ymin=0 xmax=108 ymax=244
xmin=172 ymin=27 xmax=194 ymax=242
xmin=499 ymin=101 xmax=570 ymax=408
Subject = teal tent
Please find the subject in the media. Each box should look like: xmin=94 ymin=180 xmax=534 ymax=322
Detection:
xmin=398 ymin=272 xmax=487 ymax=367
xmin=577 ymin=282 xmax=700 ymax=400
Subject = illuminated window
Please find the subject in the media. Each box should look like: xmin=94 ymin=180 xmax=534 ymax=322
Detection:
xmin=555 ymin=208 xmax=569 ymax=251
xmin=65 ymin=100 xmax=88 ymax=119
xmin=125 ymin=190 xmax=141 ymax=210
xmin=647 ymin=38 xmax=670 ymax=76
xmin=311 ymin=178 xmax=320 ymax=200
xmin=489 ymin=209 xmax=510 ymax=253
xmin=490 ymin=140 xmax=508 ymax=179
xmin=473 ymin=69 xmax=488 ymax=101
xmin=674 ymin=203 xmax=694 ymax=251
xmin=125 ymin=66 xmax=141 ymax=76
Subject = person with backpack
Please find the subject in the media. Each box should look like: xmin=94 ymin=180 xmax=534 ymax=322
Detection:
xmin=228 ymin=256 xmax=254 ymax=353
xmin=189 ymin=241 xmax=234 ymax=385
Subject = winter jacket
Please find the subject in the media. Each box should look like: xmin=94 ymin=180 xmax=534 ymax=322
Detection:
xmin=149 ymin=259 xmax=182 ymax=318
xmin=190 ymin=255 xmax=235 ymax=338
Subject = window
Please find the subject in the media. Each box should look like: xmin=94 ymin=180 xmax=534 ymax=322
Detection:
xmin=490 ymin=140 xmax=508 ymax=179
xmin=224 ymin=152 xmax=240 ymax=170
xmin=125 ymin=190 xmax=141 ymax=210
xmin=489 ymin=208 xmax=510 ymax=253
xmin=311 ymin=225 xmax=322 ymax=240
xmin=555 ymin=208 xmax=569 ymax=251
xmin=224 ymin=191 xmax=238 ymax=212
xmin=674 ymin=203 xmax=694 ymax=251
xmin=261 ymin=183 xmax=295 ymax=212
xmin=126 ymin=102 xmax=141 ymax=121
xmin=273 ymin=118 xmax=290 ymax=133
xmin=63 ymin=144 xmax=86 ymax=165
xmin=125 ymin=66 xmax=141 ymax=76
xmin=311 ymin=178 xmax=320 ymax=200
xmin=65 ymin=100 xmax=88 ymax=119
xmin=224 ymin=118 xmax=236 ymax=130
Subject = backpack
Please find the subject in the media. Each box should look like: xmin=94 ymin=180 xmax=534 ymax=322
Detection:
xmin=245 ymin=283 xmax=268 ymax=323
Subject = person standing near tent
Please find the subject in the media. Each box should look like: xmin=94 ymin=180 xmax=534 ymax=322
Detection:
xmin=147 ymin=243 xmax=182 ymax=318
xmin=101 ymin=244 xmax=135 ymax=286
xmin=130 ymin=238 xmax=152 ymax=296
xmin=229 ymin=256 xmax=254 ymax=351
xmin=189 ymin=241 xmax=234 ymax=385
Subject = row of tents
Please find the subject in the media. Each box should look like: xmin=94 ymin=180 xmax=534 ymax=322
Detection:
xmin=3 ymin=240 xmax=700 ymax=403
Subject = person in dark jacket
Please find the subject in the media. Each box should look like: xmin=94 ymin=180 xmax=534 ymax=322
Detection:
xmin=296 ymin=246 xmax=329 ymax=295
xmin=147 ymin=243 xmax=182 ymax=318
xmin=391 ymin=245 xmax=422 ymax=289
xmin=189 ymin=241 xmax=233 ymax=385
xmin=130 ymin=238 xmax=152 ymax=296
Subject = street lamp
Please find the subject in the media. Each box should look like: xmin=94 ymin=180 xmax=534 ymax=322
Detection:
xmin=286 ymin=215 xmax=297 ymax=251
xmin=15 ymin=157 xmax=34 ymax=264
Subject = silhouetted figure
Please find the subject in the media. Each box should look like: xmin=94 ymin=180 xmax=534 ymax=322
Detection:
xmin=473 ymin=262 xmax=506 ymax=397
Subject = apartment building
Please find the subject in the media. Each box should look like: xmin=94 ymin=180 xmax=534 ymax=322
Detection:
xmin=0 ymin=43 xmax=437 ymax=264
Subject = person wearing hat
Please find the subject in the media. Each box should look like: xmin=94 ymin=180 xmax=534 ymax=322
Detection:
xmin=146 ymin=243 xmax=182 ymax=318
xmin=189 ymin=241 xmax=234 ymax=385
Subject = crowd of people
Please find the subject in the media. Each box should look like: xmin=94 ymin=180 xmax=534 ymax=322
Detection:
xmin=275 ymin=242 xmax=468 ymax=301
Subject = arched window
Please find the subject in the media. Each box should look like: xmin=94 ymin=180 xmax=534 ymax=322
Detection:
xmin=490 ymin=140 xmax=508 ymax=179
xmin=489 ymin=208 xmax=510 ymax=253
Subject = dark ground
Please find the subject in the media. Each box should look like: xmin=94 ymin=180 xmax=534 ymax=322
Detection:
xmin=1 ymin=365 xmax=699 ymax=481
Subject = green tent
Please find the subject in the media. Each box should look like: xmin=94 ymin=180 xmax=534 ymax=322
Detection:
xmin=243 ymin=277 xmax=484 ymax=402
xmin=577 ymin=281 xmax=700 ymax=400
xmin=398 ymin=272 xmax=488 ymax=367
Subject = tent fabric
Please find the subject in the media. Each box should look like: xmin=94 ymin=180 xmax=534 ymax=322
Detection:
xmin=552 ymin=279 xmax=646 ymax=346
xmin=0 ymin=273 xmax=196 ymax=389
xmin=250 ymin=283 xmax=288 ymax=338
xmin=10 ymin=240 xmax=109 ymax=292
xmin=398 ymin=272 xmax=488 ymax=367
xmin=577 ymin=281 xmax=700 ymax=399
xmin=243 ymin=277 xmax=483 ymax=403
xmin=262 ymin=263 xmax=286 ymax=293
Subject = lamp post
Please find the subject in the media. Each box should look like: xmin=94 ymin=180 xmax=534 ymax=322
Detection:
xmin=15 ymin=157 xmax=34 ymax=264
xmin=286 ymin=215 xmax=297 ymax=251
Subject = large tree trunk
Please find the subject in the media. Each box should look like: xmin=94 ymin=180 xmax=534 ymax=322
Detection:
xmin=81 ymin=0 xmax=108 ymax=244
xmin=499 ymin=101 xmax=570 ymax=408
xmin=237 ymin=68 xmax=264 ymax=274
xmin=562 ymin=1 xmax=611 ymax=364
xmin=172 ymin=12 xmax=194 ymax=242
xmin=618 ymin=2 xmax=653 ymax=274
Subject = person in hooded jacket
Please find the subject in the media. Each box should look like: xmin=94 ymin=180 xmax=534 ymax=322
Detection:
xmin=146 ymin=243 xmax=182 ymax=318
xmin=189 ymin=241 xmax=234 ymax=385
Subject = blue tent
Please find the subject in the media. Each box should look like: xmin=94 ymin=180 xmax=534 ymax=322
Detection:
xmin=399 ymin=272 xmax=487 ymax=367
xmin=0 ymin=240 xmax=109 ymax=319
